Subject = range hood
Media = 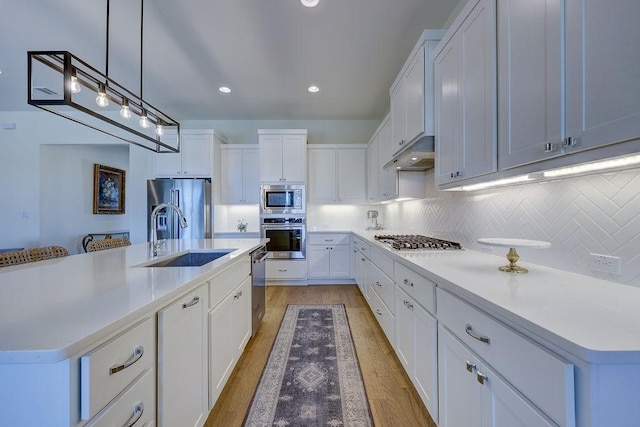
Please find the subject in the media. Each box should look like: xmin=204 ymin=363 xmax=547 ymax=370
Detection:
xmin=384 ymin=135 xmax=435 ymax=171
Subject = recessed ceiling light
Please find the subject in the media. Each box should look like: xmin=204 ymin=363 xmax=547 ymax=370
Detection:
xmin=301 ymin=0 xmax=319 ymax=7
xmin=308 ymin=85 xmax=320 ymax=93
xmin=219 ymin=86 xmax=231 ymax=93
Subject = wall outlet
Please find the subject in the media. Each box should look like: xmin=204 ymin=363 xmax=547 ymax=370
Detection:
xmin=590 ymin=253 xmax=622 ymax=275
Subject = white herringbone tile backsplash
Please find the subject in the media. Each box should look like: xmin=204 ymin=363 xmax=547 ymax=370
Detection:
xmin=382 ymin=169 xmax=640 ymax=287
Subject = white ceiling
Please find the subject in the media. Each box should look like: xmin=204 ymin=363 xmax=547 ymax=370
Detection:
xmin=0 ymin=0 xmax=459 ymax=121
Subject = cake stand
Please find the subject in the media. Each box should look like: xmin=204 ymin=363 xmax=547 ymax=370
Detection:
xmin=477 ymin=238 xmax=551 ymax=274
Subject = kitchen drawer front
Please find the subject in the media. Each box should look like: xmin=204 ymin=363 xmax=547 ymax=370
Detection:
xmin=80 ymin=317 xmax=155 ymax=420
xmin=437 ymin=288 xmax=575 ymax=427
xmin=86 ymin=368 xmax=155 ymax=427
xmin=308 ymin=233 xmax=350 ymax=245
xmin=352 ymin=236 xmax=370 ymax=258
xmin=266 ymin=259 xmax=307 ymax=279
xmin=395 ymin=262 xmax=436 ymax=314
xmin=369 ymin=245 xmax=394 ymax=275
xmin=369 ymin=286 xmax=395 ymax=346
xmin=210 ymin=257 xmax=250 ymax=308
xmin=369 ymin=262 xmax=395 ymax=313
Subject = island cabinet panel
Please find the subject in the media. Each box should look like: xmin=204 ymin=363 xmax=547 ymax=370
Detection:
xmin=437 ymin=288 xmax=575 ymax=427
xmin=157 ymin=284 xmax=208 ymax=427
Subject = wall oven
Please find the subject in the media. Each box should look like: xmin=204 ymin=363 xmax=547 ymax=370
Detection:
xmin=260 ymin=184 xmax=305 ymax=215
xmin=260 ymin=217 xmax=306 ymax=259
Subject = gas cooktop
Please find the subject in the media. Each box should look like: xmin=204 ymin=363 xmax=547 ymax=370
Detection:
xmin=374 ymin=234 xmax=463 ymax=250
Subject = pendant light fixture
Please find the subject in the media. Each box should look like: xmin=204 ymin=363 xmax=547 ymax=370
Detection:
xmin=27 ymin=0 xmax=180 ymax=153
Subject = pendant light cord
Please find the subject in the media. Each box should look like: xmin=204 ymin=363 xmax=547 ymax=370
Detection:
xmin=105 ymin=0 xmax=110 ymax=81
xmin=140 ymin=0 xmax=144 ymax=100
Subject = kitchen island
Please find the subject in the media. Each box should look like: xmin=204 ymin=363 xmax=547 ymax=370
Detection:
xmin=0 ymin=238 xmax=266 ymax=426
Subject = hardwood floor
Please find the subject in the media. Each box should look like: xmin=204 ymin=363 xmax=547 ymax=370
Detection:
xmin=204 ymin=285 xmax=437 ymax=427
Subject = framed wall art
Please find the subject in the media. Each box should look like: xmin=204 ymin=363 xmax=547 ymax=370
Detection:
xmin=93 ymin=164 xmax=126 ymax=214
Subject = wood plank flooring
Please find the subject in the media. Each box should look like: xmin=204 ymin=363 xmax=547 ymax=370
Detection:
xmin=204 ymin=285 xmax=437 ymax=427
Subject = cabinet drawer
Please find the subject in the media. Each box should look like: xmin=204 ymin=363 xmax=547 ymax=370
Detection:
xmin=369 ymin=263 xmax=395 ymax=313
xmin=210 ymin=257 xmax=250 ymax=308
xmin=81 ymin=317 xmax=155 ymax=420
xmin=308 ymin=233 xmax=350 ymax=245
xmin=86 ymin=368 xmax=155 ymax=427
xmin=437 ymin=288 xmax=575 ymax=427
xmin=266 ymin=259 xmax=307 ymax=279
xmin=395 ymin=262 xmax=436 ymax=314
xmin=370 ymin=245 xmax=394 ymax=275
xmin=352 ymin=236 xmax=370 ymax=257
xmin=369 ymin=287 xmax=395 ymax=346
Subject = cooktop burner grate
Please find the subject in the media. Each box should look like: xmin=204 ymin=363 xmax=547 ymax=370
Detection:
xmin=374 ymin=234 xmax=463 ymax=250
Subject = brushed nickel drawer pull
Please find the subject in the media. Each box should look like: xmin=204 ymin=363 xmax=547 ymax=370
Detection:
xmin=403 ymin=278 xmax=414 ymax=287
xmin=465 ymin=324 xmax=490 ymax=344
xmin=477 ymin=371 xmax=488 ymax=385
xmin=110 ymin=346 xmax=144 ymax=375
xmin=124 ymin=402 xmax=144 ymax=427
xmin=375 ymin=281 xmax=382 ymax=287
xmin=465 ymin=361 xmax=476 ymax=372
xmin=375 ymin=309 xmax=382 ymax=316
xmin=182 ymin=296 xmax=200 ymax=309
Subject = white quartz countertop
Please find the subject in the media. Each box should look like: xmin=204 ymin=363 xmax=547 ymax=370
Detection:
xmin=0 ymin=239 xmax=267 ymax=364
xmin=353 ymin=231 xmax=640 ymax=364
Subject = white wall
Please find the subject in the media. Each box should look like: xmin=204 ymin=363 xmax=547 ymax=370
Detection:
xmin=382 ymin=169 xmax=640 ymax=287
xmin=39 ymin=145 xmax=130 ymax=254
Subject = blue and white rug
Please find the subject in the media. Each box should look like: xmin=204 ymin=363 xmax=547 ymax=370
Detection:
xmin=244 ymin=304 xmax=373 ymax=427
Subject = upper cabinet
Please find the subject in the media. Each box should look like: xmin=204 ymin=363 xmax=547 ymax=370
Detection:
xmin=366 ymin=136 xmax=379 ymax=203
xmin=434 ymin=0 xmax=497 ymax=187
xmin=377 ymin=116 xmax=398 ymax=201
xmin=258 ymin=130 xmax=307 ymax=183
xmin=390 ymin=30 xmax=446 ymax=156
xmin=220 ymin=145 xmax=259 ymax=204
xmin=155 ymin=130 xmax=221 ymax=178
xmin=308 ymin=145 xmax=366 ymax=204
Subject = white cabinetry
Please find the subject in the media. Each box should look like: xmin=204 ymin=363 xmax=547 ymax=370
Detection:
xmin=434 ymin=0 xmax=497 ymax=187
xmin=307 ymin=233 xmax=352 ymax=282
xmin=266 ymin=259 xmax=308 ymax=281
xmin=220 ymin=145 xmax=259 ymax=204
xmin=352 ymin=236 xmax=371 ymax=299
xmin=377 ymin=116 xmax=398 ymax=201
xmin=366 ymin=247 xmax=395 ymax=344
xmin=308 ymin=145 xmax=366 ymax=204
xmin=390 ymin=30 xmax=445 ymax=153
xmin=366 ymin=134 xmax=379 ymax=203
xmin=157 ymin=284 xmax=208 ymax=427
xmin=155 ymin=130 xmax=219 ymax=177
xmin=258 ymin=130 xmax=307 ymax=182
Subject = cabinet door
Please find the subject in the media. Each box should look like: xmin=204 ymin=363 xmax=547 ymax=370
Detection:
xmin=157 ymin=285 xmax=208 ymax=427
xmin=391 ymin=82 xmax=406 ymax=151
xmin=259 ymin=135 xmax=283 ymax=182
xmin=329 ymin=245 xmax=351 ymax=278
xmin=307 ymin=246 xmax=331 ymax=278
xmin=498 ymin=0 xmax=563 ymax=169
xmin=220 ymin=148 xmax=244 ymax=204
xmin=395 ymin=288 xmax=415 ymax=374
xmin=181 ymin=133 xmax=213 ymax=177
xmin=367 ymin=139 xmax=379 ymax=203
xmin=209 ymin=293 xmax=235 ymax=407
xmin=414 ymin=301 xmax=439 ymax=423
xmin=282 ymin=135 xmax=307 ymax=182
xmin=308 ymin=148 xmax=337 ymax=203
xmin=233 ymin=277 xmax=252 ymax=355
xmin=337 ymin=148 xmax=366 ymax=203
xmin=242 ymin=148 xmax=260 ymax=204
xmin=565 ymin=0 xmax=640 ymax=153
xmin=405 ymin=46 xmax=426 ymax=143
xmin=378 ymin=113 xmax=398 ymax=199
xmin=155 ymin=151 xmax=182 ymax=177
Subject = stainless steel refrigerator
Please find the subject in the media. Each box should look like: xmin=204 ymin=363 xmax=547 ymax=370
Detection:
xmin=147 ymin=178 xmax=212 ymax=241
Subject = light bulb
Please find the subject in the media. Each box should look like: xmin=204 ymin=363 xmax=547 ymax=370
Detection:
xmin=70 ymin=76 xmax=81 ymax=94
xmin=120 ymin=99 xmax=132 ymax=119
xmin=139 ymin=110 xmax=150 ymax=128
xmin=96 ymin=84 xmax=109 ymax=107
xmin=156 ymin=124 xmax=164 ymax=136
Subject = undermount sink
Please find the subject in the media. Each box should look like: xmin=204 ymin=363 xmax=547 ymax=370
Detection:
xmin=144 ymin=250 xmax=235 ymax=267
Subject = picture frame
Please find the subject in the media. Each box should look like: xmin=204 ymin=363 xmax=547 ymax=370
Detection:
xmin=93 ymin=164 xmax=126 ymax=214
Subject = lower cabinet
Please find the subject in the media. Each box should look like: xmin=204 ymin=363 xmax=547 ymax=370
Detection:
xmin=438 ymin=326 xmax=556 ymax=427
xmin=157 ymin=284 xmax=209 ymax=427
xmin=307 ymin=233 xmax=352 ymax=281
xmin=266 ymin=259 xmax=307 ymax=281
xmin=209 ymin=276 xmax=252 ymax=407
xmin=395 ymin=287 xmax=438 ymax=423
xmin=367 ymin=259 xmax=395 ymax=345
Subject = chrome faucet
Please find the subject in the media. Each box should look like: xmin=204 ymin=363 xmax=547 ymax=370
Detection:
xmin=150 ymin=203 xmax=188 ymax=256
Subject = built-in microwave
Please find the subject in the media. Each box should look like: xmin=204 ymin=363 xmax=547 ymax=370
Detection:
xmin=260 ymin=184 xmax=305 ymax=215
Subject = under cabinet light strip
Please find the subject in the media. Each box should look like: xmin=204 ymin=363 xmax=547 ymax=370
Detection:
xmin=543 ymin=155 xmax=640 ymax=178
xmin=461 ymin=175 xmax=532 ymax=191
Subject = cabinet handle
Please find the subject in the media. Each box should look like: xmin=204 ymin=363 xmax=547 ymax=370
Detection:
xmin=361 ymin=258 xmax=366 ymax=262
xmin=325 ymin=239 xmax=334 ymax=242
xmin=375 ymin=281 xmax=382 ymax=287
xmin=465 ymin=324 xmax=490 ymax=344
xmin=110 ymin=346 xmax=144 ymax=375
xmin=234 ymin=291 xmax=243 ymax=300
xmin=544 ymin=142 xmax=558 ymax=153
xmin=278 ymin=269 xmax=288 ymax=272
xmin=353 ymin=249 xmax=357 ymax=253
xmin=375 ymin=309 xmax=383 ymax=316
xmin=124 ymin=402 xmax=144 ymax=427
xmin=477 ymin=371 xmax=488 ymax=385
xmin=403 ymin=278 xmax=414 ymax=287
xmin=404 ymin=300 xmax=413 ymax=309
xmin=563 ymin=136 xmax=577 ymax=147
xmin=182 ymin=295 xmax=200 ymax=309
xmin=465 ymin=361 xmax=476 ymax=373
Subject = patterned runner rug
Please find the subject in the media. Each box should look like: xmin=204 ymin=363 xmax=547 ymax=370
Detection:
xmin=244 ymin=304 xmax=373 ymax=427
